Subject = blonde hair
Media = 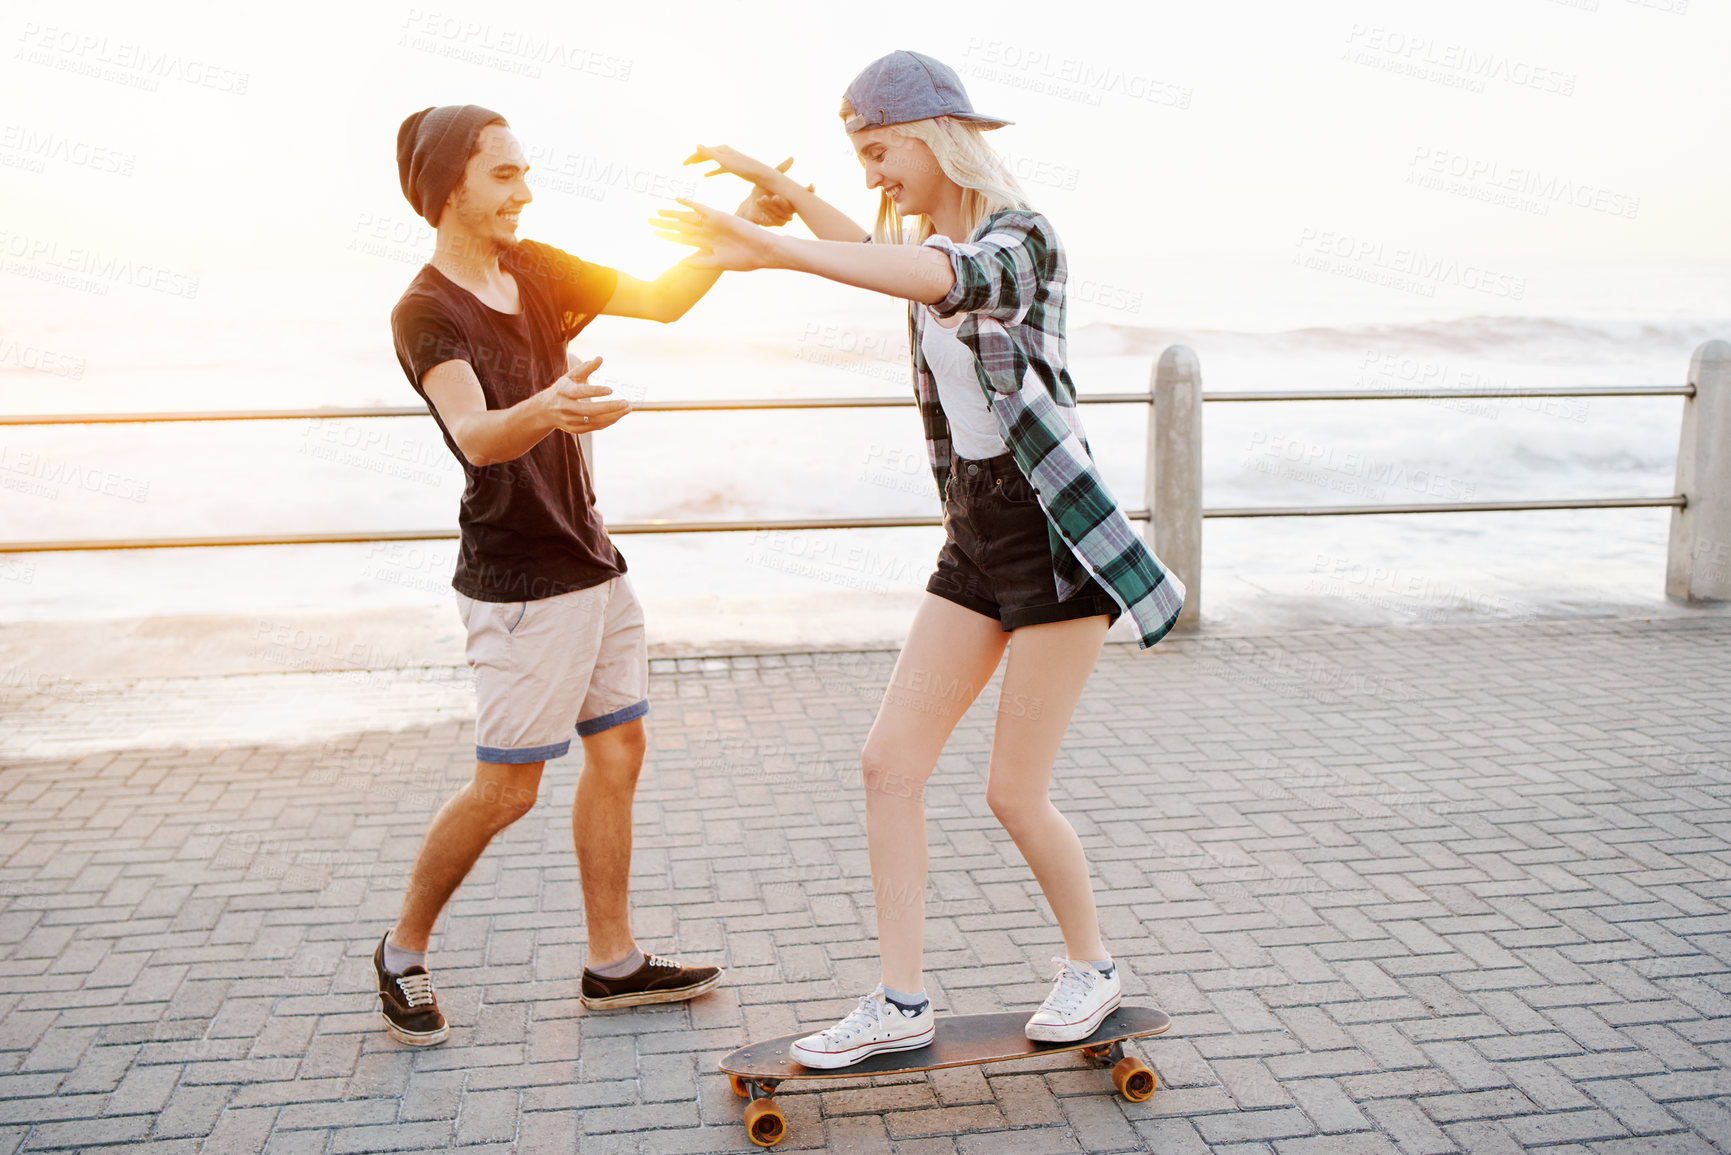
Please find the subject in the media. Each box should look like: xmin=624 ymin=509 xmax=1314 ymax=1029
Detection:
xmin=840 ymin=101 xmax=1030 ymax=245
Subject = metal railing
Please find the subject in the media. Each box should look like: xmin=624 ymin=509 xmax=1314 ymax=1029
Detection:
xmin=0 ymin=383 xmax=1696 ymax=551
xmin=2 ymin=345 xmax=1723 ymax=622
xmin=0 ymin=393 xmax=1142 ymax=553
xmin=1147 ymin=341 xmax=1729 ymax=624
xmin=1197 ymin=382 xmax=1692 ymax=519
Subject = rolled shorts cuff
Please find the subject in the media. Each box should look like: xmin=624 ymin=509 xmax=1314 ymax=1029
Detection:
xmin=476 ymin=739 xmax=571 ymax=765
xmin=576 ymin=699 xmax=649 ymax=737
xmin=1000 ymin=593 xmax=1121 ymax=632
xmin=925 ymin=575 xmax=1001 ymax=621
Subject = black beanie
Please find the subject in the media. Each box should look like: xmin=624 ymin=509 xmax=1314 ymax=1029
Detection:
xmin=396 ymin=104 xmax=506 ymax=227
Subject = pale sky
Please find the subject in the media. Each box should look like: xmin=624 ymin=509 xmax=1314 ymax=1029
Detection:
xmin=3 ymin=0 xmax=1727 ymax=286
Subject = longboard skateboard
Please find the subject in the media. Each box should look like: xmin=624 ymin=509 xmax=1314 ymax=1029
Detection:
xmin=718 ymin=1005 xmax=1170 ymax=1147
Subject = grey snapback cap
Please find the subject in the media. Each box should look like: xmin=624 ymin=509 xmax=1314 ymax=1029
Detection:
xmin=842 ymin=50 xmax=1012 ymax=133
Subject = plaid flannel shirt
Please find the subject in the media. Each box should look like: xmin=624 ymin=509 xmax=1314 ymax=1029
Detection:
xmin=910 ymin=209 xmax=1185 ymax=648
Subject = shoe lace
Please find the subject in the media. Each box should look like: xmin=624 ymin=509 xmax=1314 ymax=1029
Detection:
xmin=817 ymin=993 xmax=886 ymax=1043
xmin=395 ymin=971 xmax=437 ymax=1008
xmin=645 ymin=954 xmax=678 ymax=970
xmin=1040 ymin=958 xmax=1098 ymax=1015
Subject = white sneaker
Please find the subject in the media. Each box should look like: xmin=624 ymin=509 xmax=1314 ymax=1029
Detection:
xmin=1025 ymin=958 xmax=1122 ymax=1042
xmin=789 ymin=986 xmax=935 ymax=1069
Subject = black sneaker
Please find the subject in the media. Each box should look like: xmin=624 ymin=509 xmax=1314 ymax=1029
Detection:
xmin=580 ymin=953 xmax=723 ymax=1010
xmin=373 ymin=932 xmax=450 ymax=1046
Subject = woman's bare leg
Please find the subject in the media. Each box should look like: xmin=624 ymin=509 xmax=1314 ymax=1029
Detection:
xmin=862 ymin=594 xmax=1009 ymax=994
xmin=984 ymin=614 xmax=1112 ymax=963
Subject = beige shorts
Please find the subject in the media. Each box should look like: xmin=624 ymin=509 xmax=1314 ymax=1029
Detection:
xmin=455 ymin=575 xmax=649 ymax=764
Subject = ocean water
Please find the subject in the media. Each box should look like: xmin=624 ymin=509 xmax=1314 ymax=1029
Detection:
xmin=1 ymin=255 xmax=1727 ymax=636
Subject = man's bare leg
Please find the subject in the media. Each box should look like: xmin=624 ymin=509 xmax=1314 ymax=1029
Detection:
xmin=573 ymin=717 xmax=646 ymax=968
xmin=392 ymin=760 xmax=545 ymax=950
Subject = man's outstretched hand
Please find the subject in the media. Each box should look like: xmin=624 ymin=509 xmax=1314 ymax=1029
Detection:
xmin=541 ymin=356 xmax=630 ymax=433
xmin=716 ymin=154 xmax=801 ymax=228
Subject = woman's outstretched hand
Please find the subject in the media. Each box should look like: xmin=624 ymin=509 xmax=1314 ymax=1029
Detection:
xmin=686 ymin=144 xmax=795 ymax=192
xmin=691 ymin=145 xmax=809 ymax=229
xmin=651 ymin=199 xmax=781 ymax=271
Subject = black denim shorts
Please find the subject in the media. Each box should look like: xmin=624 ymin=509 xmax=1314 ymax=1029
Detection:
xmin=926 ymin=452 xmax=1121 ymax=631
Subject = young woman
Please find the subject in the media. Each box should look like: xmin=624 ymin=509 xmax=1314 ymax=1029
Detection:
xmin=655 ymin=50 xmax=1184 ymax=1068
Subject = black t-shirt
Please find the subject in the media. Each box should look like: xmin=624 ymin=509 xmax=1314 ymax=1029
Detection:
xmin=391 ymin=239 xmax=623 ymax=602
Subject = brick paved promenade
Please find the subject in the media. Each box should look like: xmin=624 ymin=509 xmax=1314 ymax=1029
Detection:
xmin=2 ymin=615 xmax=1729 ymax=1153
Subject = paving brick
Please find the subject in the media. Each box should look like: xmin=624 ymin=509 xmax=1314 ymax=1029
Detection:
xmin=1274 ymin=1135 xmax=1418 ymax=1155
xmin=883 ymin=1105 xmax=1005 ymax=1140
xmin=1213 ymin=1058 xmax=1293 ymax=1108
xmin=1437 ymin=1121 xmax=1524 ymax=1155
xmin=1362 ymin=1098 xmax=1457 ymax=1154
xmin=154 ymin=1082 xmax=235 ymax=1138
xmin=1286 ymin=1077 xmax=1370 ymax=1132
xmin=1056 ymin=1092 xmax=1138 ymax=1150
xmin=200 ymin=1105 xmax=279 ymax=1155
xmin=1194 ymin=1107 xmax=1317 ymax=1145
xmin=1501 ymin=1108 xmax=1628 ymax=1145
xmin=454 ymin=1087 xmax=519 ymax=1145
xmin=22 ymin=1115 xmax=153 ymax=1148
xmin=105 ymin=1062 xmax=181 ymax=1116
xmin=1132 ymin=1118 xmax=1214 ymax=1155
xmin=954 ymin=1128 xmax=1080 ymax=1155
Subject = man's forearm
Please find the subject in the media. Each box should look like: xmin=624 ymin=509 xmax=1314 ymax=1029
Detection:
xmin=648 ymin=263 xmax=723 ymax=322
xmin=770 ymin=235 xmax=955 ymax=303
xmin=449 ymin=391 xmax=555 ymax=467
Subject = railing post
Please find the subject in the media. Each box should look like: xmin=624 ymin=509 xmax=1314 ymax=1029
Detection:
xmin=1666 ymin=339 xmax=1731 ymax=601
xmin=1150 ymin=345 xmax=1203 ymax=628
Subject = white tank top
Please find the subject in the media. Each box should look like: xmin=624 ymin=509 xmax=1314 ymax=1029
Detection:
xmin=920 ymin=312 xmax=1007 ymax=460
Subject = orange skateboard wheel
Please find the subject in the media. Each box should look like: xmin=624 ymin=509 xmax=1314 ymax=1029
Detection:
xmin=744 ymin=1097 xmax=787 ymax=1147
xmin=730 ymin=1074 xmax=750 ymax=1099
xmin=1113 ymin=1056 xmax=1156 ymax=1102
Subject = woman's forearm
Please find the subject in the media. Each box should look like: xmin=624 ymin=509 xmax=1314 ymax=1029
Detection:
xmin=768 ymin=174 xmax=873 ymax=243
xmin=769 ymin=234 xmax=954 ymax=303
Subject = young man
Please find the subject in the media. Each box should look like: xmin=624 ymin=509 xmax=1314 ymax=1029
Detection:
xmin=377 ymin=104 xmax=792 ymax=1045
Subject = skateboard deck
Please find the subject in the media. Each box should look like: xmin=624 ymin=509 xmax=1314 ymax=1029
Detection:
xmin=719 ymin=1005 xmax=1170 ymax=1147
